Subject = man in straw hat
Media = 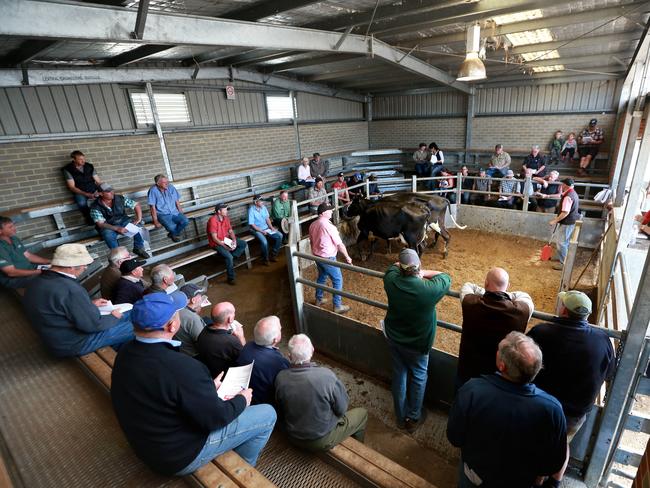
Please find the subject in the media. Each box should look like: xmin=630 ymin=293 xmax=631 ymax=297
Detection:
xmin=22 ymin=243 xmax=134 ymax=357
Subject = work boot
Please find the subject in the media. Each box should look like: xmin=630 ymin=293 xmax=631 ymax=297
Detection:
xmin=315 ymin=297 xmax=329 ymax=307
xmin=133 ymin=247 xmax=150 ymax=259
xmin=552 ymin=262 xmax=563 ymax=270
xmin=405 ymin=409 xmax=428 ymax=434
xmin=263 ymin=259 xmax=270 ymax=267
xmin=227 ymin=278 xmax=236 ymax=286
xmin=270 ymin=254 xmax=278 ymax=263
xmin=171 ymin=234 xmax=181 ymax=243
xmin=334 ymin=304 xmax=350 ymax=314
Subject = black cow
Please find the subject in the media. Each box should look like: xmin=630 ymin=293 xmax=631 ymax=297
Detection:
xmin=344 ymin=197 xmax=431 ymax=260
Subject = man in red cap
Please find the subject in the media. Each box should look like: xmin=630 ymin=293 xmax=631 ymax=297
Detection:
xmin=207 ymin=203 xmax=247 ymax=285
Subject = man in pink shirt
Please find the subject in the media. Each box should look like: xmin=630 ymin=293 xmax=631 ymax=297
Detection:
xmin=309 ymin=203 xmax=352 ymax=314
xmin=549 ymin=178 xmax=580 ymax=271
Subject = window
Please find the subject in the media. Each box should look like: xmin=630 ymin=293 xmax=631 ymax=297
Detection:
xmin=130 ymin=92 xmax=191 ymax=126
xmin=266 ymin=95 xmax=294 ymax=120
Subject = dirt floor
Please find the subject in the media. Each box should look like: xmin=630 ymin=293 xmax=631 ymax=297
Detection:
xmin=303 ymin=228 xmax=598 ymax=355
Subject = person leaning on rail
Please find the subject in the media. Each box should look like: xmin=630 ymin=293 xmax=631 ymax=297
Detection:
xmin=0 ymin=215 xmax=50 ymax=290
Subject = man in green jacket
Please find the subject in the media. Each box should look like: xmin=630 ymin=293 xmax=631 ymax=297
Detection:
xmin=383 ymin=248 xmax=451 ymax=433
xmin=271 ymin=190 xmax=291 ymax=242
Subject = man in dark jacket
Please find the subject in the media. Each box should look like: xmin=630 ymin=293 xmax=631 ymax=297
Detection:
xmin=112 ymin=258 xmax=146 ymax=305
xmin=196 ymin=302 xmax=245 ymax=378
xmin=111 ymin=293 xmax=276 ymax=476
xmin=456 ymin=267 xmax=534 ymax=387
xmin=22 ymin=243 xmax=134 ymax=357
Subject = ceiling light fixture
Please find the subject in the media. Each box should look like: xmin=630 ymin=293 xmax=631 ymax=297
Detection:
xmin=457 ymin=24 xmax=486 ymax=82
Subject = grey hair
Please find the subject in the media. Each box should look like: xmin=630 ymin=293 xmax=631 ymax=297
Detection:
xmin=288 ymin=334 xmax=314 ymax=365
xmin=154 ymin=174 xmax=168 ymax=184
xmin=108 ymin=246 xmax=130 ymax=266
xmin=151 ymin=264 xmax=174 ymax=286
xmin=498 ymin=331 xmax=543 ymax=384
xmin=212 ymin=304 xmax=235 ymax=326
xmin=531 ymin=144 xmax=540 ymax=150
xmin=254 ymin=316 xmax=281 ymax=346
xmin=550 ymin=170 xmax=559 ymax=178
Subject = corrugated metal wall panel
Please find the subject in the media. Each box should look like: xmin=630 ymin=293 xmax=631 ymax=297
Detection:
xmin=373 ymin=90 xmax=467 ymax=118
xmin=296 ymin=92 xmax=363 ymax=121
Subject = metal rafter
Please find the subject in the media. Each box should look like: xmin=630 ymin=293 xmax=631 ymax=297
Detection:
xmin=132 ymin=0 xmax=149 ymax=39
xmin=272 ymin=54 xmax=363 ymax=72
xmin=217 ymin=50 xmax=294 ymax=67
xmin=221 ymin=0 xmax=321 ymax=22
xmin=108 ymin=44 xmax=170 ymax=66
xmin=1 ymin=0 xmax=472 ymax=93
xmin=0 ymin=40 xmax=59 ymax=67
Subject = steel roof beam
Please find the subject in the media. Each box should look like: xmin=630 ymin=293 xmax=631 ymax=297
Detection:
xmin=272 ymin=54 xmax=363 ymax=72
xmin=0 ymin=0 xmax=472 ymax=93
xmin=221 ymin=0 xmax=321 ymax=22
xmin=217 ymin=50 xmax=295 ymax=67
xmin=307 ymin=64 xmax=392 ymax=82
xmin=107 ymin=44 xmax=171 ymax=66
xmin=509 ymin=30 xmax=643 ymax=55
xmin=0 ymin=39 xmax=59 ymax=67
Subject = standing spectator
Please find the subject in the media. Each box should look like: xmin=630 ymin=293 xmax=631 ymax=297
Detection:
xmin=112 ymin=258 xmax=146 ymax=305
xmin=111 ymin=293 xmax=276 ymax=476
xmin=457 ymin=268 xmax=534 ymax=387
xmin=196 ymin=302 xmax=245 ymax=378
xmin=487 ymin=144 xmax=511 ymax=178
xmin=331 ymin=172 xmax=351 ymax=206
xmin=309 ymin=203 xmax=352 ymax=315
xmin=413 ymin=143 xmax=430 ymax=180
xmin=307 ymin=177 xmax=329 ymax=214
xmin=90 ymin=183 xmax=149 ymax=259
xmin=383 ymin=249 xmax=451 ymax=432
xmin=496 ymin=169 xmax=520 ymax=209
xmin=549 ymin=178 xmax=580 ymax=270
xmin=236 ymin=315 xmax=289 ymax=405
xmin=534 ymin=170 xmax=562 ymax=214
xmin=448 ymin=332 xmax=567 ymax=488
xmin=297 ymin=157 xmax=315 ymax=188
xmin=471 ymin=168 xmax=491 ymax=205
xmin=310 ymin=152 xmax=330 ymax=179
xmin=548 ymin=130 xmax=564 ymax=165
xmin=63 ymin=150 xmax=102 ymax=222
xmin=578 ymin=119 xmax=604 ymax=175
xmin=561 ymin=132 xmax=578 ymax=164
xmin=248 ymin=195 xmax=282 ymax=266
xmin=175 ymin=283 xmax=208 ymax=358
xmin=207 ymin=203 xmax=247 ymax=285
xmin=0 ymin=216 xmax=50 ymax=289
xmin=522 ymin=145 xmax=547 ymax=177
xmin=459 ymin=166 xmax=473 ymax=204
xmin=275 ymin=334 xmax=368 ymax=451
xmin=148 ymin=174 xmax=189 ymax=243
xmin=100 ymin=247 xmax=134 ymax=299
xmin=22 ymin=244 xmax=134 ymax=357
xmin=271 ymin=190 xmax=292 ymax=243
xmin=528 ymin=291 xmax=614 ymax=487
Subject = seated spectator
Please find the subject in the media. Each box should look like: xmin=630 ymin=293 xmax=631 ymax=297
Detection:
xmin=561 ymin=132 xmax=578 ymax=164
xmin=448 ymin=332 xmax=567 ymax=488
xmin=517 ymin=168 xmax=540 ymax=212
xmin=429 ymin=143 xmax=444 ymax=189
xmin=148 ymin=174 xmax=189 ymax=243
xmin=487 ymin=144 xmax=511 ymax=178
xmin=413 ymin=143 xmax=430 ymax=179
xmin=347 ymin=173 xmax=364 ymax=199
xmin=0 ymin=216 xmax=50 ymax=289
xmin=331 ymin=172 xmax=351 ymax=205
xmin=207 ymin=203 xmax=247 ymax=285
xmin=578 ymin=118 xmax=604 ymax=175
xmin=534 ymin=170 xmax=562 ymax=214
xmin=522 ymin=145 xmax=547 ymax=177
xmin=471 ymin=168 xmax=491 ymax=205
xmin=495 ymin=169 xmax=520 ymax=209
xmin=457 ymin=268 xmax=534 ymax=387
xmin=271 ymin=190 xmax=291 ymax=243
xmin=549 ymin=130 xmax=564 ymax=165
xmin=368 ymin=174 xmax=382 ymax=197
xmin=63 ymin=150 xmax=102 ymax=222
xmin=236 ymin=315 xmax=289 ymax=405
xmin=176 ymin=283 xmax=208 ymax=358
xmin=297 ymin=157 xmax=315 ymax=188
xmin=112 ymin=258 xmax=146 ymax=305
xmin=307 ymin=177 xmax=329 ymax=214
xmin=111 ymin=292 xmax=276 ymax=476
xmin=438 ymin=168 xmax=455 ymax=202
xmin=275 ymin=334 xmax=368 ymax=451
xmin=196 ymin=302 xmax=246 ymax=378
xmin=248 ymin=195 xmax=282 ymax=266
xmin=101 ymin=247 xmax=133 ymax=299
xmin=146 ymin=264 xmax=182 ymax=297
xmin=310 ymin=152 xmax=330 ymax=179
xmin=459 ymin=166 xmax=473 ymax=204
xmin=90 ymin=183 xmax=149 ymax=259
xmin=23 ymin=244 xmax=134 ymax=357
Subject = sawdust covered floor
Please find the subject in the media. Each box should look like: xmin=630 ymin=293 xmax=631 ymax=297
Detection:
xmin=304 ymin=228 xmax=598 ymax=355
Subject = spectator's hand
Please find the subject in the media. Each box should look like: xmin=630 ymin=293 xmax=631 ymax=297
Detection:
xmin=92 ymin=191 xmax=100 ymax=199
xmin=117 ymin=227 xmax=128 ymax=234
xmin=345 ymin=255 xmax=352 ymax=264
xmin=237 ymin=388 xmax=253 ymax=406
xmin=132 ymin=218 xmax=141 ymax=225
xmin=549 ymin=219 xmax=557 ymax=226
xmin=153 ymin=220 xmax=162 ymax=228
xmin=111 ymin=310 xmax=123 ymax=319
xmin=213 ymin=371 xmax=224 ymax=391
xmin=92 ymin=298 xmax=109 ymax=307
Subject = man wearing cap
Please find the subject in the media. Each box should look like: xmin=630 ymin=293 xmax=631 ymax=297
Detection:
xmin=148 ymin=174 xmax=189 ymax=243
xmin=383 ymin=249 xmax=451 ymax=433
xmin=578 ymin=119 xmax=604 ymax=175
xmin=309 ymin=202 xmax=352 ymax=315
xmin=207 ymin=203 xmax=247 ymax=284
xmin=548 ymin=178 xmax=580 ymax=271
xmin=527 ymin=291 xmax=614 ymax=488
xmin=309 ymin=152 xmax=329 ymax=179
xmin=90 ymin=183 xmax=150 ymax=259
xmin=496 ymin=169 xmax=520 ymax=209
xmin=23 ymin=243 xmax=134 ymax=357
xmin=0 ymin=216 xmax=50 ymax=290
xmin=196 ymin=302 xmax=246 ymax=378
xmin=331 ymin=172 xmax=351 ymax=206
xmin=111 ymin=293 xmax=276 ymax=476
xmin=347 ymin=173 xmax=365 ymax=199
xmin=176 ymin=283 xmax=208 ymax=357
xmin=271 ymin=190 xmax=292 ymax=243
xmin=248 ymin=195 xmax=282 ymax=266
xmin=62 ymin=150 xmax=102 ymax=222
xmin=112 ymin=257 xmax=147 ymax=305
xmin=307 ymin=177 xmax=329 ymax=214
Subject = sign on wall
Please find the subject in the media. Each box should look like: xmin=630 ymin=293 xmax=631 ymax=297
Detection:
xmin=225 ymin=85 xmax=236 ymax=100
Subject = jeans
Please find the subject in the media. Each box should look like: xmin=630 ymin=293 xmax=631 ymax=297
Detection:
xmin=157 ymin=213 xmax=189 ymax=237
xmin=430 ymin=163 xmax=444 ymax=190
xmin=387 ymin=338 xmax=429 ymax=423
xmin=315 ymin=256 xmax=343 ymax=307
xmin=556 ymin=223 xmax=575 ymax=264
xmin=414 ymin=162 xmax=430 ymax=178
xmin=299 ymin=180 xmax=315 ymax=189
xmin=76 ymin=312 xmax=135 ymax=356
xmin=485 ymin=168 xmax=504 ymax=178
xmin=100 ymin=217 xmax=145 ymax=250
xmin=214 ymin=239 xmax=247 ymax=280
xmin=251 ymin=230 xmax=282 ymax=261
xmin=175 ymin=404 xmax=277 ymax=475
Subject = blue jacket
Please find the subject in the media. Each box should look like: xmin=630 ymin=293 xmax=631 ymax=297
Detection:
xmin=236 ymin=342 xmax=289 ymax=405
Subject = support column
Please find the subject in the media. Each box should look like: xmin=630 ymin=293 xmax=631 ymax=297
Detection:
xmin=465 ymin=94 xmax=474 ymax=166
xmin=291 ymin=90 xmax=301 ymax=159
xmin=145 ymin=82 xmax=173 ymax=180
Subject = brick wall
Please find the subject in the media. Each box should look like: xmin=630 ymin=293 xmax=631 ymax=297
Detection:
xmin=298 ymin=121 xmax=369 ymax=156
xmin=368 ymin=118 xmax=467 ymax=149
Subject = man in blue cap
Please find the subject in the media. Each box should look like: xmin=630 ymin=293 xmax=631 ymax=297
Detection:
xmin=111 ymin=293 xmax=276 ymax=476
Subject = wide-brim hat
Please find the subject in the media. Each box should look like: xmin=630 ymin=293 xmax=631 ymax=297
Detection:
xmin=281 ymin=218 xmax=291 ymax=234
xmin=51 ymin=244 xmax=94 ymax=267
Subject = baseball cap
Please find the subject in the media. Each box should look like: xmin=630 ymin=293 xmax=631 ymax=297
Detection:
xmin=589 ymin=118 xmax=597 ymax=125
xmin=398 ymin=248 xmax=420 ymax=270
xmin=51 ymin=243 xmax=94 ymax=267
xmin=317 ymin=202 xmax=333 ymax=215
xmin=214 ymin=203 xmax=229 ymax=212
xmin=253 ymin=194 xmax=263 ymax=201
xmin=559 ymin=290 xmax=592 ymax=316
xmin=354 ymin=172 xmax=362 ymax=179
xmin=338 ymin=172 xmax=344 ymax=177
xmin=505 ymin=169 xmax=514 ymax=177
xmin=562 ymin=178 xmax=575 ymax=186
xmin=99 ymin=183 xmax=114 ymax=192
xmin=120 ymin=258 xmax=146 ymax=275
xmin=131 ymin=293 xmax=187 ymax=330
xmin=180 ymin=283 xmax=205 ymax=299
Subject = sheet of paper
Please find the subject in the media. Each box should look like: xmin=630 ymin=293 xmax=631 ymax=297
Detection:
xmin=123 ymin=223 xmax=141 ymax=238
xmin=223 ymin=237 xmax=234 ymax=248
xmin=217 ymin=362 xmax=254 ymax=400
xmin=200 ymin=296 xmax=212 ymax=308
xmin=166 ymin=283 xmax=178 ymax=294
xmin=99 ymin=301 xmax=134 ymax=315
